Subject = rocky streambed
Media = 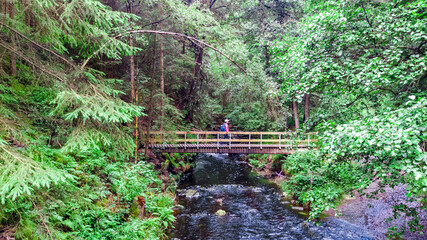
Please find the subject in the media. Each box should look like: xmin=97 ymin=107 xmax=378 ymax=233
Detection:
xmin=168 ymin=154 xmax=378 ymax=239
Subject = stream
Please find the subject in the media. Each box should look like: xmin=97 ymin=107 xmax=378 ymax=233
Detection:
xmin=168 ymin=154 xmax=378 ymax=240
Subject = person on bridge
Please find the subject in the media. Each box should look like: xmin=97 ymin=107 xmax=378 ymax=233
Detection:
xmin=221 ymin=119 xmax=230 ymax=144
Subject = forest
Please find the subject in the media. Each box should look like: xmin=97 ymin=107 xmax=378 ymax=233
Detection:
xmin=0 ymin=0 xmax=425 ymax=239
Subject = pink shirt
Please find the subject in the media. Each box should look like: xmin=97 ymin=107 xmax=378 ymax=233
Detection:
xmin=224 ymin=123 xmax=229 ymax=132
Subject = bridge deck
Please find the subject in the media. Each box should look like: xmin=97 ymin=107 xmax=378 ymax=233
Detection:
xmin=149 ymin=144 xmax=314 ymax=154
xmin=146 ymin=131 xmax=317 ymax=154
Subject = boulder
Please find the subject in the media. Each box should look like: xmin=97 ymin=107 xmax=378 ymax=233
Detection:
xmin=215 ymin=209 xmax=226 ymax=216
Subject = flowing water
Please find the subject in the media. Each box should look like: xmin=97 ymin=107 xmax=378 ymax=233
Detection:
xmin=169 ymin=154 xmax=378 ymax=240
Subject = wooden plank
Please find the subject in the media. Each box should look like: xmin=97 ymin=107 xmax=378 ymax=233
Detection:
xmin=149 ymin=145 xmax=317 ymax=153
xmin=148 ymin=138 xmax=317 ymax=143
xmin=145 ymin=131 xmax=317 ymax=136
xmin=148 ymin=144 xmax=312 ymax=149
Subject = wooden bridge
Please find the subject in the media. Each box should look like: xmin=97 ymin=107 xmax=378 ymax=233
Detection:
xmin=146 ymin=131 xmax=317 ymax=154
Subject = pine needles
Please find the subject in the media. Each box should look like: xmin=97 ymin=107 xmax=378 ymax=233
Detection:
xmin=0 ymin=146 xmax=72 ymax=203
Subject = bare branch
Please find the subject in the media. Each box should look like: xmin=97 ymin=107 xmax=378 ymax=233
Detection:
xmin=81 ymin=30 xmax=246 ymax=73
xmin=140 ymin=15 xmax=171 ymax=29
xmin=0 ymin=41 xmax=75 ymax=93
xmin=0 ymin=20 xmax=78 ymax=70
xmin=30 ymin=198 xmax=53 ymax=240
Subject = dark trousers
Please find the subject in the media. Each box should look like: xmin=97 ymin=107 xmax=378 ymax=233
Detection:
xmin=222 ymin=133 xmax=229 ymax=145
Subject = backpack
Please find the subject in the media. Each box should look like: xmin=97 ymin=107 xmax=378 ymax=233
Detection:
xmin=220 ymin=124 xmax=225 ymax=131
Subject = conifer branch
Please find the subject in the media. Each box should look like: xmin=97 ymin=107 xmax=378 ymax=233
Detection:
xmin=82 ymin=30 xmax=246 ymax=73
xmin=0 ymin=21 xmax=78 ymax=70
xmin=0 ymin=41 xmax=76 ymax=93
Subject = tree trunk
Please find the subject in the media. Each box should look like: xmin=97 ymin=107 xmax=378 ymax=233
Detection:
xmin=145 ymin=28 xmax=157 ymax=157
xmin=1 ymin=0 xmax=7 ymax=15
xmin=264 ymin=45 xmax=270 ymax=69
xmin=304 ymin=94 xmax=310 ymax=123
xmin=193 ymin=47 xmax=203 ymax=76
xmin=129 ymin=38 xmax=135 ymax=103
xmin=134 ymin=90 xmax=138 ymax=163
xmin=127 ymin=2 xmax=135 ymax=103
xmin=23 ymin=0 xmax=32 ymax=27
xmin=186 ymin=47 xmax=203 ymax=103
xmin=9 ymin=2 xmax=16 ymax=76
xmin=127 ymin=2 xmax=137 ymax=161
xmin=293 ymin=100 xmax=299 ymax=130
xmin=159 ymin=2 xmax=164 ymax=131
xmin=184 ymin=46 xmax=203 ymax=121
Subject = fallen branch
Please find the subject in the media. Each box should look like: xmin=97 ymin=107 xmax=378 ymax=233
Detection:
xmin=30 ymin=198 xmax=53 ymax=240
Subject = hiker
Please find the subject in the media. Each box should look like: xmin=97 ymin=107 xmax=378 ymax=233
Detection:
xmin=220 ymin=119 xmax=230 ymax=144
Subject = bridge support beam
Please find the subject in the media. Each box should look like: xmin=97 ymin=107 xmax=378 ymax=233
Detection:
xmin=149 ymin=146 xmax=307 ymax=154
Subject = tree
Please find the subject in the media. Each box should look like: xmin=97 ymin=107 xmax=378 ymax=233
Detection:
xmin=271 ymin=0 xmax=426 ymax=236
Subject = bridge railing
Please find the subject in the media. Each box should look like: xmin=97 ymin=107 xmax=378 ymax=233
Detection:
xmin=146 ymin=131 xmax=318 ymax=149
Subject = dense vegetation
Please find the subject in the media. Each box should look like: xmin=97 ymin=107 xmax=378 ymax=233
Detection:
xmin=0 ymin=0 xmax=425 ymax=239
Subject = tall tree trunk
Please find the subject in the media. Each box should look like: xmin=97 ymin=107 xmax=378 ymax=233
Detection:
xmin=304 ymin=93 xmax=310 ymax=123
xmin=1 ymin=0 xmax=7 ymax=16
xmin=183 ymin=50 xmax=197 ymax=110
xmin=134 ymin=90 xmax=138 ymax=163
xmin=9 ymin=2 xmax=16 ymax=76
xmin=23 ymin=0 xmax=32 ymax=27
xmin=186 ymin=47 xmax=203 ymax=102
xmin=264 ymin=45 xmax=270 ymax=69
xmin=127 ymin=2 xmax=137 ymax=161
xmin=193 ymin=47 xmax=203 ymax=76
xmin=159 ymin=2 xmax=164 ymax=131
xmin=293 ymin=100 xmax=299 ymax=130
xmin=145 ymin=28 xmax=157 ymax=157
xmin=184 ymin=46 xmax=203 ymax=121
xmin=127 ymin=2 xmax=135 ymax=103
xmin=129 ymin=38 xmax=135 ymax=103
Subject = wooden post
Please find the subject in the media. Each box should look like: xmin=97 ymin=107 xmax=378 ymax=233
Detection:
xmin=289 ymin=133 xmax=293 ymax=149
xmin=248 ymin=133 xmax=251 ymax=149
xmin=217 ymin=132 xmax=219 ymax=149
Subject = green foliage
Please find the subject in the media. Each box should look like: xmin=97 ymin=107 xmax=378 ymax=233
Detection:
xmin=0 ymin=145 xmax=73 ymax=203
xmin=0 ymin=146 xmax=177 ymax=239
xmin=248 ymin=154 xmax=270 ymax=169
xmin=281 ymin=150 xmax=368 ymax=220
xmin=163 ymin=0 xmax=218 ymax=37
xmin=51 ymin=91 xmax=144 ymax=124
xmin=271 ymin=0 xmax=427 ymax=125
xmin=206 ymin=45 xmax=286 ymax=131
xmin=0 ymin=1 xmax=174 ymax=237
xmin=30 ymin=0 xmax=140 ymax=58
xmin=3 ymin=0 xmax=424 ymax=238
xmin=322 ymin=97 xmax=427 ymax=202
xmin=61 ymin=126 xmax=135 ymax=154
xmin=270 ymin=0 xmax=426 ymax=235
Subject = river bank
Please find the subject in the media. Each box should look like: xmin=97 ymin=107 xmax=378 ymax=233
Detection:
xmin=240 ymin=154 xmax=427 ymax=240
